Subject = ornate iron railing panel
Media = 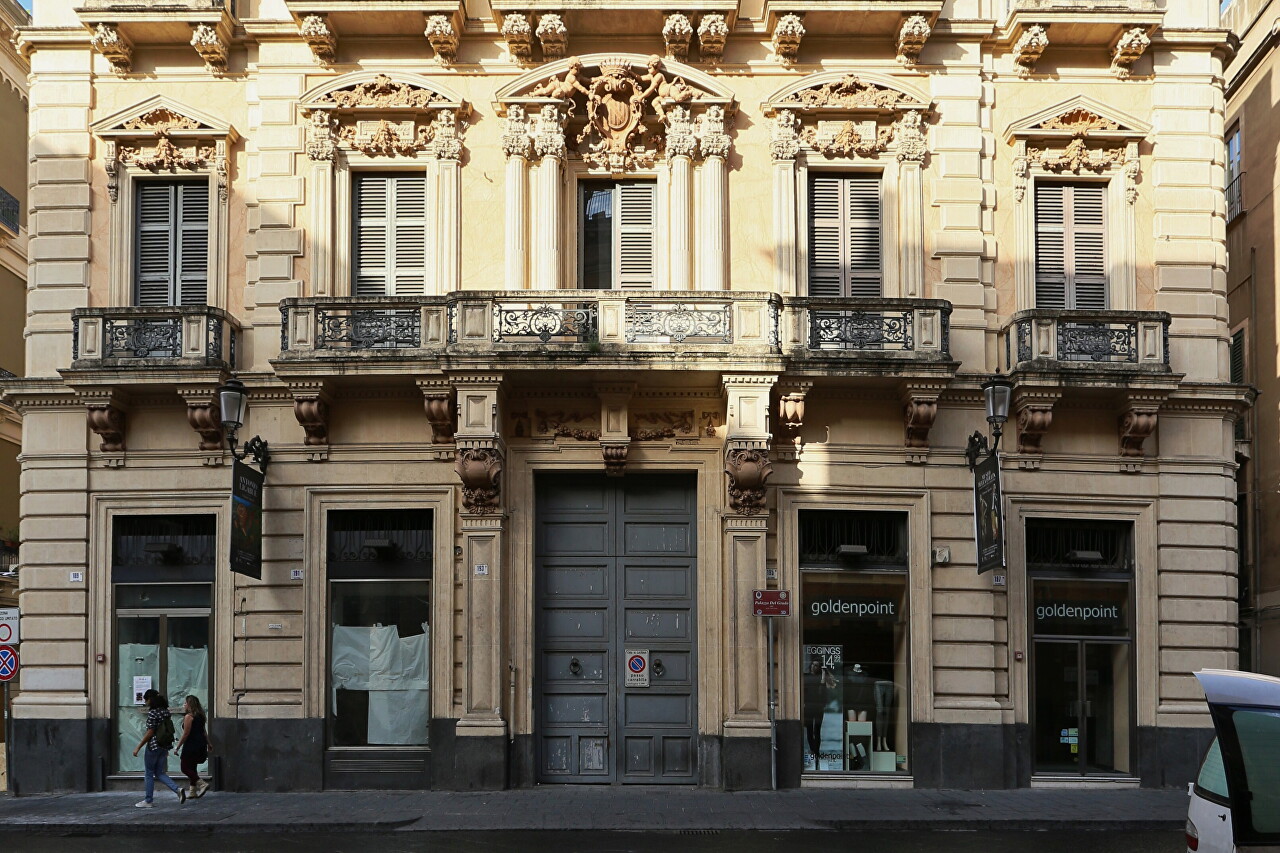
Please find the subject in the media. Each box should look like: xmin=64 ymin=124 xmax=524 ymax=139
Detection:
xmin=494 ymin=302 xmax=598 ymax=343
xmin=1002 ymin=310 xmax=1171 ymax=371
xmin=1056 ymin=321 xmax=1138 ymax=363
xmin=315 ymin=308 xmax=421 ymax=349
xmin=104 ymin=317 xmax=183 ymax=358
xmin=0 ymin=185 xmax=18 ymax=237
xmin=625 ymin=302 xmax=732 ymax=344
xmin=808 ymin=310 xmax=913 ymax=351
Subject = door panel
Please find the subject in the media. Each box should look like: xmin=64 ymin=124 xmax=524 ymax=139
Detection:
xmin=537 ymin=474 xmax=696 ymax=784
xmin=1033 ymin=640 xmax=1080 ymax=773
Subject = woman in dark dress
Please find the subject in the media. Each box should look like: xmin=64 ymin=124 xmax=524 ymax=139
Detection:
xmin=174 ymin=695 xmax=213 ymax=798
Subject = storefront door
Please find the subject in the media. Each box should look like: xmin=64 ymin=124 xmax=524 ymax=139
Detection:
xmin=1033 ymin=639 xmax=1132 ymax=774
xmin=535 ymin=474 xmax=697 ymax=784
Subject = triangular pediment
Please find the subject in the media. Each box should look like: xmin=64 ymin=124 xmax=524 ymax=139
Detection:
xmin=495 ymin=54 xmax=736 ymax=108
xmin=763 ymin=72 xmax=930 ymax=114
xmin=1004 ymin=96 xmax=1149 ymax=143
xmin=92 ymin=95 xmax=234 ymax=140
xmin=301 ymin=71 xmax=467 ymax=113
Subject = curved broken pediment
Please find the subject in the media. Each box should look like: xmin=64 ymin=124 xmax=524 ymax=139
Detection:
xmin=300 ymin=71 xmax=468 ymax=113
xmin=763 ymin=72 xmax=930 ymax=114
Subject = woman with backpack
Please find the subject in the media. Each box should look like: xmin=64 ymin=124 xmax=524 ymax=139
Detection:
xmin=174 ymin=694 xmax=212 ymax=798
xmin=131 ymin=689 xmax=186 ymax=808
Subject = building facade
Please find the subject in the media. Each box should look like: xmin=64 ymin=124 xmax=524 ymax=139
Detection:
xmin=1222 ymin=0 xmax=1279 ymax=677
xmin=1 ymin=0 xmax=1247 ymax=793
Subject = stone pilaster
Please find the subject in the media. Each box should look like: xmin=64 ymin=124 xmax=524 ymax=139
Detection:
xmin=502 ymin=105 xmax=531 ymax=290
xmin=531 ymin=105 xmax=567 ymax=290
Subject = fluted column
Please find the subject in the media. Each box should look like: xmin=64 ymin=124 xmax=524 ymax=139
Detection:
xmin=502 ymin=105 xmax=531 ymax=290
xmin=896 ymin=110 xmax=927 ymax=299
xmin=531 ymin=104 xmax=567 ymax=290
xmin=697 ymin=106 xmax=730 ymax=291
xmin=666 ymin=106 xmax=697 ymax=291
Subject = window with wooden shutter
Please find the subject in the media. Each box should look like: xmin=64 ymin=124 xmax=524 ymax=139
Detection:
xmin=807 ymin=174 xmax=882 ymax=298
xmin=353 ymin=174 xmax=428 ymax=296
xmin=1034 ymin=183 xmax=1107 ymax=310
xmin=579 ymin=180 xmax=656 ymax=290
xmin=134 ymin=180 xmax=210 ymax=306
xmin=1230 ymin=329 xmax=1246 ymax=384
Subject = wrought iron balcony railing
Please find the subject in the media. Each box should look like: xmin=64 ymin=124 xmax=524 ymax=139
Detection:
xmin=0 ymin=185 xmax=18 ymax=238
xmin=71 ymin=306 xmax=238 ymax=369
xmin=1227 ymin=172 xmax=1245 ymax=222
xmin=798 ymin=297 xmax=951 ymax=358
xmin=1001 ymin=309 xmax=1171 ymax=372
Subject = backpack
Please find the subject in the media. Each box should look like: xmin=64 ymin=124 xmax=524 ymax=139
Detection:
xmin=156 ymin=714 xmax=176 ymax=750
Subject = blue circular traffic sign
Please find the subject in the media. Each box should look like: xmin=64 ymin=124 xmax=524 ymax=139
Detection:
xmin=628 ymin=655 xmax=646 ymax=674
xmin=0 ymin=644 xmax=17 ymax=682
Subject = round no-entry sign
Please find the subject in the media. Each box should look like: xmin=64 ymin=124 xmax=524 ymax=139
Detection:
xmin=0 ymin=644 xmax=18 ymax=682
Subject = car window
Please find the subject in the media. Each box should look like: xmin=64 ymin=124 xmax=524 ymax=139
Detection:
xmin=1234 ymin=708 xmax=1280 ymax=834
xmin=1195 ymin=737 xmax=1230 ymax=799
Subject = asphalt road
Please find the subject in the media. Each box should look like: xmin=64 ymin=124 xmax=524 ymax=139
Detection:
xmin=2 ymin=830 xmax=1187 ymax=852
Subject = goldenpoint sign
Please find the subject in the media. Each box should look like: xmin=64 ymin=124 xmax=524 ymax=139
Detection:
xmin=808 ymin=598 xmax=897 ymax=618
xmin=1035 ymin=603 xmax=1120 ymax=622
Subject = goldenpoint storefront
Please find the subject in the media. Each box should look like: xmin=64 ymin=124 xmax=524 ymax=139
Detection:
xmin=796 ymin=511 xmax=1136 ymax=782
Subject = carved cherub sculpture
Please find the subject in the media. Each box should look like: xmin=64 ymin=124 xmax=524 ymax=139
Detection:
xmin=528 ymin=56 xmax=590 ymax=103
xmin=637 ymin=54 xmax=695 ymax=121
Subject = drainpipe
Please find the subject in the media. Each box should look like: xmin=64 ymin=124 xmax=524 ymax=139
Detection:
xmin=1250 ymin=247 xmax=1263 ymax=670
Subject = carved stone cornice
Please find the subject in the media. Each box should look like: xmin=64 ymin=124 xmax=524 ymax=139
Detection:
xmin=190 ymin=23 xmax=228 ymax=73
xmin=897 ymin=14 xmax=931 ymax=66
xmin=697 ymin=14 xmax=728 ymax=64
xmin=536 ymin=13 xmax=567 ymax=60
xmin=771 ymin=14 xmax=805 ymax=66
xmin=501 ymin=13 xmax=534 ymax=65
xmin=725 ymin=446 xmax=772 ymax=515
xmin=1013 ymin=25 xmax=1049 ymax=78
xmin=1111 ymin=27 xmax=1151 ymax=78
xmin=299 ymin=14 xmax=336 ymax=64
xmin=456 ymin=446 xmax=503 ymax=514
xmin=764 ymin=75 xmax=932 ymax=164
xmin=424 ymin=14 xmax=458 ymax=65
xmin=663 ymin=13 xmax=693 ymax=62
xmin=91 ymin=23 xmax=132 ymax=74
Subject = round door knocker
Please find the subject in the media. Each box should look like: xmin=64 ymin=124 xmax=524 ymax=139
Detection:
xmin=569 ymin=657 xmax=582 ymax=675
xmin=653 ymin=658 xmax=665 ymax=677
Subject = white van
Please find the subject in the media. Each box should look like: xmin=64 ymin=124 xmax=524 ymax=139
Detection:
xmin=1187 ymin=670 xmax=1280 ymax=852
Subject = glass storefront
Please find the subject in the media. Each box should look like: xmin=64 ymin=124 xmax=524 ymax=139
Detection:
xmin=111 ymin=515 xmax=214 ymax=774
xmin=1028 ymin=520 xmax=1134 ymax=776
xmin=799 ymin=510 xmax=910 ymax=774
xmin=326 ymin=509 xmax=432 ymax=750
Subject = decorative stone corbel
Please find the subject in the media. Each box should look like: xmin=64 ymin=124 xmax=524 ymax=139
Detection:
xmin=697 ymin=14 xmax=729 ymax=65
xmin=91 ymin=23 xmax=133 ymax=74
xmin=456 ymin=447 xmax=503 ymax=513
xmin=418 ymin=379 xmax=457 ymax=443
xmin=190 ymin=24 xmax=228 ymax=73
xmin=774 ymin=381 xmax=811 ymax=461
xmin=597 ymin=383 xmax=634 ymax=477
xmin=300 ymin=14 xmax=337 ymax=64
xmin=601 ymin=442 xmax=629 ymax=477
xmin=501 ymin=13 xmax=535 ymax=64
xmin=1119 ymin=394 xmax=1163 ymax=460
xmin=289 ymin=384 xmax=331 ymax=459
xmin=902 ymin=386 xmax=942 ymax=453
xmin=179 ymin=386 xmax=225 ymax=454
xmin=772 ymin=14 xmax=805 ymax=66
xmin=897 ymin=14 xmax=931 ymax=65
xmin=424 ymin=14 xmax=458 ymax=65
xmin=1015 ymin=391 xmax=1059 ymax=458
xmin=86 ymin=397 xmax=127 ymax=453
xmin=663 ymin=13 xmax=693 ymax=62
xmin=428 ymin=109 xmax=464 ymax=161
xmin=1111 ymin=27 xmax=1151 ymax=78
xmin=536 ymin=13 xmax=567 ymax=60
xmin=1013 ymin=25 xmax=1048 ymax=78
xmin=723 ymin=374 xmax=776 ymax=513
xmin=725 ymin=447 xmax=772 ymax=514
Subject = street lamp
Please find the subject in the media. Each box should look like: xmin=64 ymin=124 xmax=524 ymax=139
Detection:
xmin=218 ymin=378 xmax=270 ymax=473
xmin=965 ymin=375 xmax=1013 ymax=470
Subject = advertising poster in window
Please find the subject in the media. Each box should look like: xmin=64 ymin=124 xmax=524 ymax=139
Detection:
xmin=229 ymin=459 xmax=263 ymax=579
xmin=802 ymin=644 xmax=844 ymax=771
xmin=973 ymin=452 xmax=1004 ymax=574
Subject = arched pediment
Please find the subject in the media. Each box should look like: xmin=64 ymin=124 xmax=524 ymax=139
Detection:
xmin=92 ymin=94 xmax=236 ymax=141
xmin=300 ymin=70 xmax=468 ymax=113
xmin=494 ymin=53 xmax=736 ymax=108
xmin=1004 ymin=96 xmax=1149 ymax=143
xmin=763 ymin=72 xmax=930 ymax=114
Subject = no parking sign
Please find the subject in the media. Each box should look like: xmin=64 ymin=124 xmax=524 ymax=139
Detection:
xmin=0 ymin=645 xmax=17 ymax=683
xmin=624 ymin=648 xmax=649 ymax=688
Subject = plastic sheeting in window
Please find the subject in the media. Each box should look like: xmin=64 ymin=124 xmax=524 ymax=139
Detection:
xmin=331 ymin=623 xmax=429 ymax=745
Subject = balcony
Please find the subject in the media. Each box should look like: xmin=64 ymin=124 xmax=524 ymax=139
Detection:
xmin=1227 ymin=172 xmax=1245 ymax=223
xmin=1001 ymin=309 xmax=1170 ymax=375
xmin=0 ymin=185 xmax=17 ymax=239
xmin=275 ymin=291 xmax=954 ymax=379
xmin=70 ymin=305 xmax=238 ymax=372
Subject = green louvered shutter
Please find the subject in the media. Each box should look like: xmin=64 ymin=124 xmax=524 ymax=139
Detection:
xmin=135 ymin=180 xmax=208 ymax=306
xmin=1036 ymin=183 xmax=1107 ymax=310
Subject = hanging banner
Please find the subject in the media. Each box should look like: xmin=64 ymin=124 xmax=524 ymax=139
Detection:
xmin=973 ymin=452 xmax=1005 ymax=574
xmin=230 ymin=458 xmax=264 ymax=579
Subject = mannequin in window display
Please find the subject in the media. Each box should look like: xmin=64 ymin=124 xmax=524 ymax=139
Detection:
xmin=874 ymin=680 xmax=895 ymax=752
xmin=802 ymin=659 xmax=837 ymax=765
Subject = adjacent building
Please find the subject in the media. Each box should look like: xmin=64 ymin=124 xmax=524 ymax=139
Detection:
xmin=1223 ymin=0 xmax=1279 ymax=677
xmin=1 ymin=0 xmax=1246 ymax=794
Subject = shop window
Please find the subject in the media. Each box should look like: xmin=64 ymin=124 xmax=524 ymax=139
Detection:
xmin=111 ymin=514 xmax=215 ymax=775
xmin=579 ymin=180 xmax=656 ymax=289
xmin=327 ymin=509 xmax=432 ymax=748
xmin=808 ymin=173 xmax=883 ymax=298
xmin=799 ymin=509 xmax=910 ymax=775
xmin=1034 ymin=182 xmax=1107 ymax=310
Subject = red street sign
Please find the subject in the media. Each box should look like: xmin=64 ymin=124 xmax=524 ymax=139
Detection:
xmin=752 ymin=589 xmax=791 ymax=617
xmin=0 ymin=644 xmax=17 ymax=682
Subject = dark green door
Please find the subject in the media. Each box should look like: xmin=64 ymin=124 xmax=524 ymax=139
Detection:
xmin=535 ymin=474 xmax=697 ymax=784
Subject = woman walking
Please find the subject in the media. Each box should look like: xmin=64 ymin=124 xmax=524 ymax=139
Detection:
xmin=175 ymin=694 xmax=213 ymax=798
xmin=131 ymin=689 xmax=186 ymax=808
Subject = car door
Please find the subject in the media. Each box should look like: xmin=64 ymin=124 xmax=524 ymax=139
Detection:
xmin=1187 ymin=737 xmax=1233 ymax=853
xmin=1194 ymin=670 xmax=1280 ymax=851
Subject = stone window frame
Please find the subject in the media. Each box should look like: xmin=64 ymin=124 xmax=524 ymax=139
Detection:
xmin=763 ymin=72 xmax=932 ymax=300
xmin=775 ymin=487 xmax=934 ymax=728
xmin=91 ymin=96 xmax=236 ymax=309
xmin=1006 ymin=97 xmax=1150 ymax=313
xmin=300 ymin=72 xmax=471 ymax=298
xmin=1004 ymin=497 xmax=1157 ymax=736
xmin=301 ymin=487 xmax=457 ymax=723
xmin=88 ymin=494 xmax=232 ymax=723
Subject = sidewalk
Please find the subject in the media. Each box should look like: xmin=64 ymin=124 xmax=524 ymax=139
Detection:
xmin=0 ymin=787 xmax=1189 ymax=834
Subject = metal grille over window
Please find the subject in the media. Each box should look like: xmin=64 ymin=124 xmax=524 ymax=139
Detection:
xmin=1035 ymin=183 xmax=1107 ymax=310
xmin=1024 ymin=519 xmax=1133 ymax=574
xmin=353 ymin=174 xmax=428 ymax=297
xmin=799 ymin=510 xmax=908 ymax=571
xmin=135 ymin=181 xmax=209 ymax=307
xmin=808 ymin=174 xmax=882 ymax=299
